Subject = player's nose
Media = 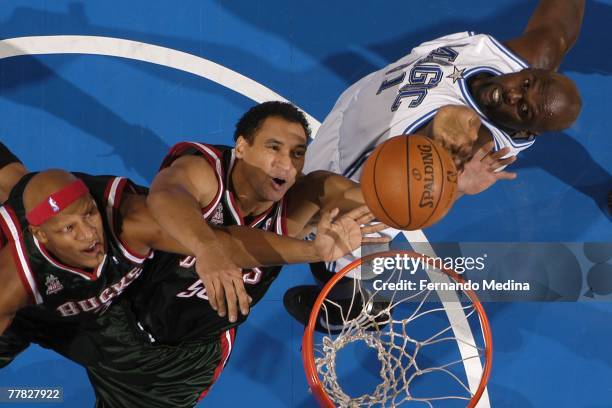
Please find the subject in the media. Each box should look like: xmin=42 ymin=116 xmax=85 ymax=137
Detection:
xmin=503 ymin=88 xmax=522 ymax=105
xmin=77 ymin=221 xmax=96 ymax=241
xmin=274 ymin=151 xmax=293 ymax=171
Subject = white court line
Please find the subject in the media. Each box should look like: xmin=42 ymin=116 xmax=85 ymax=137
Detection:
xmin=0 ymin=35 xmax=320 ymax=135
xmin=0 ymin=35 xmax=489 ymax=406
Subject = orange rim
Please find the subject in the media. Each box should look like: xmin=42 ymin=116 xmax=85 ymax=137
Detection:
xmin=302 ymin=250 xmax=493 ymax=408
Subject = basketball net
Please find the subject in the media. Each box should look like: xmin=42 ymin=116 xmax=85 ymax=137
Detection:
xmin=302 ymin=251 xmax=492 ymax=407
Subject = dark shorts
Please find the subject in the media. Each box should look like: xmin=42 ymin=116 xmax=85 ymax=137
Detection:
xmin=1 ymin=299 xmax=236 ymax=408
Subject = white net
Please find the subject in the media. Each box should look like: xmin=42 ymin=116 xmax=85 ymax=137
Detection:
xmin=309 ymin=253 xmax=491 ymax=408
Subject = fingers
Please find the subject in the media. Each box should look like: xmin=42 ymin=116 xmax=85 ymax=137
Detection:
xmin=234 ymin=278 xmax=251 ymax=317
xmin=203 ymin=277 xmax=218 ymax=311
xmin=492 ymin=155 xmax=516 ymax=169
xmin=318 ymin=207 xmax=338 ymax=230
xmin=474 ymin=141 xmax=495 ymax=161
xmin=353 ymin=211 xmax=376 ymax=226
xmin=362 ymin=235 xmax=392 ymax=244
xmin=361 ymin=222 xmax=392 ymax=243
xmin=213 ymin=274 xmax=251 ymax=323
xmin=496 ymin=171 xmax=517 ymax=180
xmin=343 ymin=205 xmax=370 ymax=220
xmin=489 ymin=146 xmax=512 ymax=160
xmin=485 ymin=148 xmax=516 ymax=171
xmin=213 ymin=279 xmax=227 ymax=318
xmin=224 ymin=280 xmax=238 ymax=323
xmin=361 ymin=221 xmax=388 ymax=233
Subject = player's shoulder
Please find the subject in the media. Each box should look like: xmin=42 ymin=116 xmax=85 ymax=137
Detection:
xmin=161 ymin=142 xmax=226 ymax=171
xmin=410 ymin=31 xmax=481 ymax=52
xmin=153 ymin=146 xmax=222 ymax=210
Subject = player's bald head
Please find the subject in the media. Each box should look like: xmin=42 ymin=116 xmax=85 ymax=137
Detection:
xmin=537 ymin=72 xmax=581 ymax=132
xmin=23 ymin=169 xmax=106 ymax=269
xmin=23 ymin=169 xmax=78 ymax=214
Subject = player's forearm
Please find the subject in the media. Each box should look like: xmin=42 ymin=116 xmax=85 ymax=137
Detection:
xmin=325 ymin=185 xmax=365 ymax=214
xmin=312 ymin=171 xmax=365 ymax=213
xmin=526 ymin=0 xmax=585 ymax=53
xmin=146 ymin=188 xmax=225 ymax=258
xmin=214 ymin=226 xmax=321 ymax=267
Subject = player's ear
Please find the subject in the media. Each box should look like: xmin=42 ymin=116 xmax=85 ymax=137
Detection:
xmin=235 ymin=135 xmax=248 ymax=159
xmin=29 ymin=225 xmax=48 ymax=244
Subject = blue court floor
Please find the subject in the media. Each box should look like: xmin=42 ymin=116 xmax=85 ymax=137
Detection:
xmin=0 ymin=1 xmax=610 ymax=407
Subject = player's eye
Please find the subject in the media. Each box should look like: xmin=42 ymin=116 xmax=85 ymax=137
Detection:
xmin=293 ymin=150 xmax=305 ymax=159
xmin=63 ymin=225 xmax=74 ymax=233
xmin=522 ymin=78 xmax=530 ymax=88
xmin=519 ymin=103 xmax=529 ymax=117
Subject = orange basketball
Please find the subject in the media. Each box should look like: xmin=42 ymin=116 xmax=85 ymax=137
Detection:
xmin=360 ymin=135 xmax=458 ymax=230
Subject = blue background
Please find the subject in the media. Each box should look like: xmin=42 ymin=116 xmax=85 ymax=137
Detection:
xmin=0 ymin=0 xmax=610 ymax=406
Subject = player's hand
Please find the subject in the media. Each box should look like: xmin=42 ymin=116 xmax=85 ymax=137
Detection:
xmin=314 ymin=206 xmax=390 ymax=262
xmin=360 ymin=220 xmax=392 ymax=245
xmin=458 ymin=142 xmax=517 ymax=195
xmin=194 ymin=245 xmax=251 ymax=323
xmin=429 ymin=105 xmax=481 ymax=170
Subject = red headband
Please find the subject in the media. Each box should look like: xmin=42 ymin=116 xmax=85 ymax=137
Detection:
xmin=26 ymin=179 xmax=90 ymax=226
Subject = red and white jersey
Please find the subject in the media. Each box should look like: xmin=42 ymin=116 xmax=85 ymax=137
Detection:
xmin=304 ymin=32 xmax=534 ymax=181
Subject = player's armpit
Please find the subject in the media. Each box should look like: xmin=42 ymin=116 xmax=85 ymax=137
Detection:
xmin=0 ymin=246 xmax=29 ymax=336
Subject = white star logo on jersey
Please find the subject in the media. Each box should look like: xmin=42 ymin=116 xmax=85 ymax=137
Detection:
xmin=45 ymin=274 xmax=64 ymax=295
xmin=447 ymin=66 xmax=466 ymax=83
xmin=48 ymin=197 xmax=60 ymax=213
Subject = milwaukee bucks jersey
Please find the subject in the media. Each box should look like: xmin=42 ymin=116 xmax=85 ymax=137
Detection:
xmin=0 ymin=173 xmax=151 ymax=322
xmin=129 ymin=142 xmax=288 ymax=344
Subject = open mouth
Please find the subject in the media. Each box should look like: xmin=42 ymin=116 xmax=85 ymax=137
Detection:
xmin=83 ymin=241 xmax=102 ymax=255
xmin=271 ymin=177 xmax=287 ymax=190
xmin=485 ymin=86 xmax=501 ymax=107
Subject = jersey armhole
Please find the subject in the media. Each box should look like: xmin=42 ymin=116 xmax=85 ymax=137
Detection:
xmin=163 ymin=142 xmax=225 ymax=218
xmin=0 ymin=206 xmax=42 ymax=304
xmin=103 ymin=177 xmax=152 ymax=264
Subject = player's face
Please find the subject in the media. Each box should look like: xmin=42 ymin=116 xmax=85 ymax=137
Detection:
xmin=237 ymin=116 xmax=307 ymax=202
xmin=33 ymin=195 xmax=107 ymax=269
xmin=471 ymin=68 xmax=581 ymax=134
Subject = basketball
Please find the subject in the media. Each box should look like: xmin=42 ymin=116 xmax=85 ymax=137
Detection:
xmin=360 ymin=135 xmax=458 ymax=230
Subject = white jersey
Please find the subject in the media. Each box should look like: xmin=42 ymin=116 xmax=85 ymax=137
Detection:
xmin=305 ymin=32 xmax=534 ymax=181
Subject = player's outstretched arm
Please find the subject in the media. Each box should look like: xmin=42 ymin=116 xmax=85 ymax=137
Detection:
xmin=147 ymin=154 xmax=248 ymax=321
xmin=123 ymin=192 xmax=354 ymax=267
xmin=415 ymin=105 xmax=481 ymax=170
xmin=0 ymin=246 xmax=30 ymax=336
xmin=286 ymin=171 xmax=389 ymax=241
xmin=504 ymin=0 xmax=585 ymax=70
xmin=214 ymin=205 xmax=376 ymax=265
